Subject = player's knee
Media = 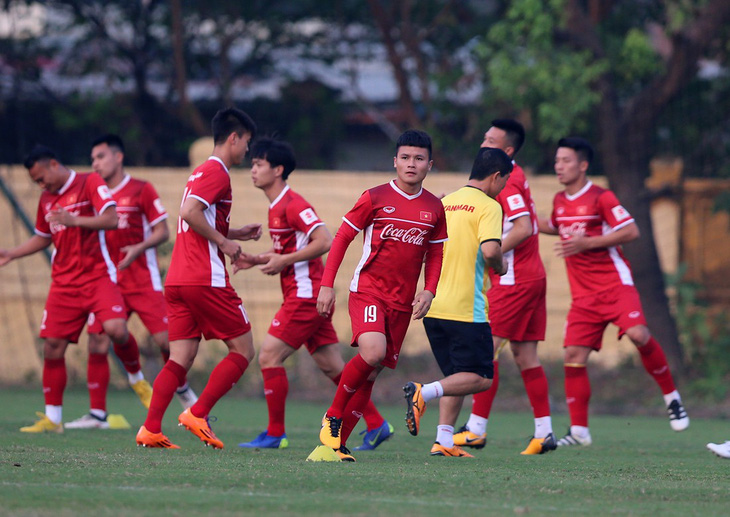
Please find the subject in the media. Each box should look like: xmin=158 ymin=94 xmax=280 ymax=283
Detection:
xmin=627 ymin=325 xmax=650 ymax=346
xmin=476 ymin=377 xmax=492 ymax=392
xmin=43 ymin=338 xmax=67 ymax=358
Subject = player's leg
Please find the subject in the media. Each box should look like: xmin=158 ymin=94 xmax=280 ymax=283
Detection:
xmin=66 ymin=331 xmax=111 ymax=429
xmin=21 ymin=337 xmax=69 ymax=433
xmin=559 ymin=345 xmax=593 ymax=447
xmin=150 ymin=329 xmax=197 ymax=408
xmin=430 ymin=395 xmax=474 ymax=458
xmin=102 ymin=317 xmax=152 ymax=408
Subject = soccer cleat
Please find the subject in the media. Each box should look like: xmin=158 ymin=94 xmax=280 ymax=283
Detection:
xmin=238 ymin=430 xmax=289 ymax=449
xmin=403 ymin=382 xmax=426 ymax=436
xmin=20 ymin=412 xmax=63 ymax=434
xmin=178 ymin=408 xmax=224 ymax=449
xmin=556 ymin=428 xmax=592 ymax=447
xmin=136 ymin=425 xmax=180 ymax=449
xmin=353 ymin=420 xmax=394 ymax=451
xmin=707 ymin=441 xmax=730 ymax=459
xmin=131 ymin=379 xmax=153 ymax=409
xmin=176 ymin=384 xmax=199 ymax=410
xmin=319 ymin=414 xmax=342 ymax=449
xmin=667 ymin=399 xmax=689 ymax=431
xmin=335 ymin=445 xmax=356 ymax=462
xmin=430 ymin=442 xmax=474 ymax=458
xmin=453 ymin=425 xmax=487 ymax=449
xmin=520 ymin=433 xmax=558 ymax=455
xmin=65 ymin=413 xmax=110 ymax=430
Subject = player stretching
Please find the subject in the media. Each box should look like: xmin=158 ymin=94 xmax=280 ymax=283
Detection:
xmin=1 ymin=145 xmax=140 ymax=433
xmin=453 ymin=119 xmax=556 ymax=455
xmin=539 ymin=137 xmax=689 ymax=447
xmin=136 ymin=107 xmax=261 ymax=449
xmin=236 ymin=138 xmax=393 ymax=450
xmin=317 ymin=130 xmax=447 ymax=461
xmin=403 ymin=147 xmax=513 ymax=458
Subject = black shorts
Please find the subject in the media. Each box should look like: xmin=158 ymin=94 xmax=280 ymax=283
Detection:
xmin=423 ymin=317 xmax=494 ymax=378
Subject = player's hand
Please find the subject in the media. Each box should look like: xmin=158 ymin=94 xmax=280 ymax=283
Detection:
xmin=118 ymin=243 xmax=144 ymax=270
xmin=220 ymin=238 xmax=242 ymax=262
xmin=0 ymin=249 xmax=12 ymax=267
xmin=496 ymin=257 xmax=509 ymax=276
xmin=554 ymin=235 xmax=590 ymax=258
xmin=411 ymin=290 xmax=434 ymax=320
xmin=317 ymin=286 xmax=336 ymax=317
xmin=47 ymin=206 xmax=75 ymax=227
xmin=235 ymin=223 xmax=263 ymax=241
xmin=232 ymin=252 xmax=258 ymax=274
xmin=258 ymin=252 xmax=288 ymax=275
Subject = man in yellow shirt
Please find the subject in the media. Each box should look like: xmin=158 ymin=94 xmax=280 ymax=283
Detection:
xmin=403 ymin=146 xmax=512 ymax=457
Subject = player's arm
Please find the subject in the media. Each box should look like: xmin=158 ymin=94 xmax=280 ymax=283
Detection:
xmin=47 ymin=204 xmax=119 ymax=230
xmin=555 ymin=221 xmax=640 ymax=258
xmin=259 ymin=225 xmax=332 ymax=276
xmin=118 ymin=218 xmax=170 ymax=270
xmin=502 ymin=215 xmax=532 ymax=253
xmin=537 ymin=216 xmax=558 ymax=235
xmin=228 ymin=223 xmax=263 ymax=242
xmin=180 ymin=196 xmax=241 ymax=261
xmin=482 ymin=239 xmax=508 ymax=276
xmin=0 ymin=235 xmax=52 ymax=267
xmin=232 ymin=247 xmax=274 ymax=273
xmin=413 ymin=240 xmax=444 ymax=320
xmin=316 ymin=221 xmax=359 ymax=317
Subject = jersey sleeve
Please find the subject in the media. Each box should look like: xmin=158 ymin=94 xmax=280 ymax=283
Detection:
xmin=498 ymin=181 xmax=529 ymax=222
xmin=341 ymin=191 xmax=373 ymax=231
xmin=34 ymin=197 xmax=51 ymax=237
xmin=598 ymin=190 xmax=634 ymax=230
xmin=188 ymin=167 xmax=229 ymax=207
xmin=87 ymin=172 xmax=116 ymax=214
xmin=286 ymin=197 xmax=323 ymax=237
xmin=430 ymin=201 xmax=448 ymax=243
xmin=140 ymin=181 xmax=168 ymax=226
xmin=478 ymin=199 xmax=503 ymax=243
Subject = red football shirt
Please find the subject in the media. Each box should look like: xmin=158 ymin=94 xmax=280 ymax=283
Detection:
xmin=268 ymin=185 xmax=325 ymax=300
xmin=106 ymin=174 xmax=167 ymax=293
xmin=489 ymin=163 xmax=545 ymax=287
xmin=325 ymin=180 xmax=447 ymax=312
xmin=165 ymin=157 xmax=233 ymax=288
xmin=34 ymin=171 xmax=117 ymax=288
xmin=550 ymin=181 xmax=636 ymax=298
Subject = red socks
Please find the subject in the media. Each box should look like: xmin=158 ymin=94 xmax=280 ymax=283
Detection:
xmin=262 ymin=367 xmax=288 ymax=437
xmin=144 ymin=360 xmax=187 ymax=433
xmin=638 ymin=337 xmax=676 ymax=394
xmin=340 ymin=380 xmax=375 ymax=445
xmin=472 ymin=360 xmax=499 ymax=418
xmin=192 ymin=353 xmax=249 ymax=418
xmin=565 ymin=365 xmax=590 ymax=427
xmin=330 ymin=371 xmax=384 ymax=432
xmin=113 ymin=333 xmax=141 ymax=374
xmin=87 ymin=353 xmax=109 ymax=412
xmin=521 ymin=366 xmax=551 ymax=418
xmin=43 ymin=357 xmax=66 ymax=406
xmin=327 ymin=354 xmax=375 ymax=419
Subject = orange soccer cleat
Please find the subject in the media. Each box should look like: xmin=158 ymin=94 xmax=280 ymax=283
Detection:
xmin=178 ymin=408 xmax=224 ymax=449
xmin=403 ymin=382 xmax=426 ymax=436
xmin=136 ymin=425 xmax=180 ymax=449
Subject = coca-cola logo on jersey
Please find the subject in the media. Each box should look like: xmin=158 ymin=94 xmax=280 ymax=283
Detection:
xmin=558 ymin=221 xmax=587 ymax=238
xmin=380 ymin=223 xmax=428 ymax=246
xmin=45 ymin=208 xmax=81 ymax=234
xmin=118 ymin=213 xmax=130 ymax=229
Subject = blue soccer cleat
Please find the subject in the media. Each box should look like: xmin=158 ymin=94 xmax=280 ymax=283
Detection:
xmin=238 ymin=430 xmax=289 ymax=449
xmin=353 ymin=420 xmax=394 ymax=451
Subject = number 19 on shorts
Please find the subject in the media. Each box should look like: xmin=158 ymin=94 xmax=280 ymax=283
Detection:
xmin=364 ymin=305 xmax=378 ymax=323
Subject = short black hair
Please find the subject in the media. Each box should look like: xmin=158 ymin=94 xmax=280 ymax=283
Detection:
xmin=249 ymin=137 xmax=297 ymax=180
xmin=396 ymin=129 xmax=432 ymax=160
xmin=469 ymin=147 xmax=513 ymax=181
xmin=557 ymin=136 xmax=594 ymax=165
xmin=91 ymin=134 xmax=125 ymax=154
xmin=24 ymin=144 xmax=60 ymax=170
xmin=212 ymin=107 xmax=257 ymax=145
xmin=491 ymin=118 xmax=525 ymax=156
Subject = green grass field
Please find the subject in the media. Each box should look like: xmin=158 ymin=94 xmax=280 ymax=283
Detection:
xmin=1 ymin=387 xmax=728 ymax=516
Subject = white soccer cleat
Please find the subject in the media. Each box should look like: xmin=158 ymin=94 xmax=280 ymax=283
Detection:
xmin=176 ymin=384 xmax=199 ymax=409
xmin=64 ymin=413 xmax=110 ymax=430
xmin=667 ymin=399 xmax=689 ymax=431
xmin=556 ymin=428 xmax=592 ymax=447
xmin=707 ymin=441 xmax=730 ymax=459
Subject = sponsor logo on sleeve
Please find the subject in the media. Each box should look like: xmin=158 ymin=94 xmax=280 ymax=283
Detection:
xmin=507 ymin=194 xmax=526 ymax=211
xmin=612 ymin=205 xmax=631 ymax=221
xmin=299 ymin=208 xmax=318 ymax=225
xmin=153 ymin=198 xmax=165 ymax=214
xmin=97 ymin=185 xmax=112 ymax=200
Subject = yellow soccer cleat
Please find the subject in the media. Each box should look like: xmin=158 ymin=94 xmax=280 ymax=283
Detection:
xmin=20 ymin=412 xmax=63 ymax=434
xmin=403 ymin=382 xmax=426 ymax=436
xmin=319 ymin=414 xmax=342 ymax=449
xmin=335 ymin=445 xmax=356 ymax=462
xmin=453 ymin=425 xmax=487 ymax=449
xmin=430 ymin=442 xmax=474 ymax=458
xmin=520 ymin=433 xmax=557 ymax=455
xmin=178 ymin=408 xmax=224 ymax=449
xmin=136 ymin=425 xmax=180 ymax=449
xmin=131 ymin=379 xmax=153 ymax=409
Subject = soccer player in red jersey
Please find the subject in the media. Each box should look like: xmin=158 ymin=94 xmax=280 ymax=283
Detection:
xmin=316 ymin=130 xmax=448 ymax=461
xmin=66 ymin=135 xmax=198 ymax=429
xmin=236 ymin=138 xmax=393 ymax=450
xmin=538 ymin=137 xmax=689 ymax=447
xmin=453 ymin=119 xmax=556 ymax=455
xmin=136 ymin=108 xmax=261 ymax=449
xmin=0 ymin=145 xmax=139 ymax=433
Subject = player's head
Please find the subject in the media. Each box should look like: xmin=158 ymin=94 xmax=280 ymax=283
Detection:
xmin=555 ymin=137 xmax=592 ymax=187
xmin=212 ymin=107 xmax=257 ymax=164
xmin=90 ymin=134 xmax=125 ymax=181
xmin=396 ymin=129 xmax=432 ymax=160
xmin=469 ymin=147 xmax=513 ymax=198
xmin=249 ymin=137 xmax=297 ymax=187
xmin=394 ymin=129 xmax=434 ymax=190
xmin=482 ymin=119 xmax=525 ymax=158
xmin=24 ymin=144 xmax=68 ymax=193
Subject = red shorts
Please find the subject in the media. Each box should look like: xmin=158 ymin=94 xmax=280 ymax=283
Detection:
xmin=348 ymin=292 xmax=412 ymax=369
xmin=269 ymin=297 xmax=338 ymax=354
xmin=487 ymin=278 xmax=546 ymax=342
xmin=165 ymin=284 xmax=251 ymax=342
xmin=41 ymin=279 xmax=126 ymax=343
xmin=88 ymin=290 xmax=168 ymax=335
xmin=565 ymin=285 xmax=647 ymax=350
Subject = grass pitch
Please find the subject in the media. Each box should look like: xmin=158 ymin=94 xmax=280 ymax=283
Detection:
xmin=1 ymin=387 xmax=729 ymax=516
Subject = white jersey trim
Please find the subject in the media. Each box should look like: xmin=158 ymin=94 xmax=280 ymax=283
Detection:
xmin=350 ymin=223 xmax=374 ymax=292
xmin=204 ymin=203 xmax=226 ymax=287
xmin=342 ymin=216 xmax=362 ymax=232
xmin=565 ymin=181 xmax=593 ymax=201
xmin=388 ymin=179 xmax=423 ymax=200
xmin=270 ymin=185 xmax=290 ymax=209
xmin=109 ymin=174 xmax=132 ymax=195
xmin=207 ymin=156 xmax=229 ymax=174
xmin=294 ymin=229 xmax=314 ymax=298
xmin=189 ymin=194 xmax=211 ymax=208
xmin=602 ymin=222 xmax=634 ymax=286
xmin=141 ymin=214 xmax=163 ymax=291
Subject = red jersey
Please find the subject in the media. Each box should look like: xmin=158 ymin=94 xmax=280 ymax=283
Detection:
xmin=106 ymin=174 xmax=167 ymax=293
xmin=165 ymin=157 xmax=233 ymax=288
xmin=550 ymin=181 xmax=635 ymax=298
xmin=268 ymin=185 xmax=325 ymax=300
xmin=489 ymin=163 xmax=545 ymax=287
xmin=34 ymin=171 xmax=116 ymax=288
xmin=325 ymin=180 xmax=447 ymax=312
